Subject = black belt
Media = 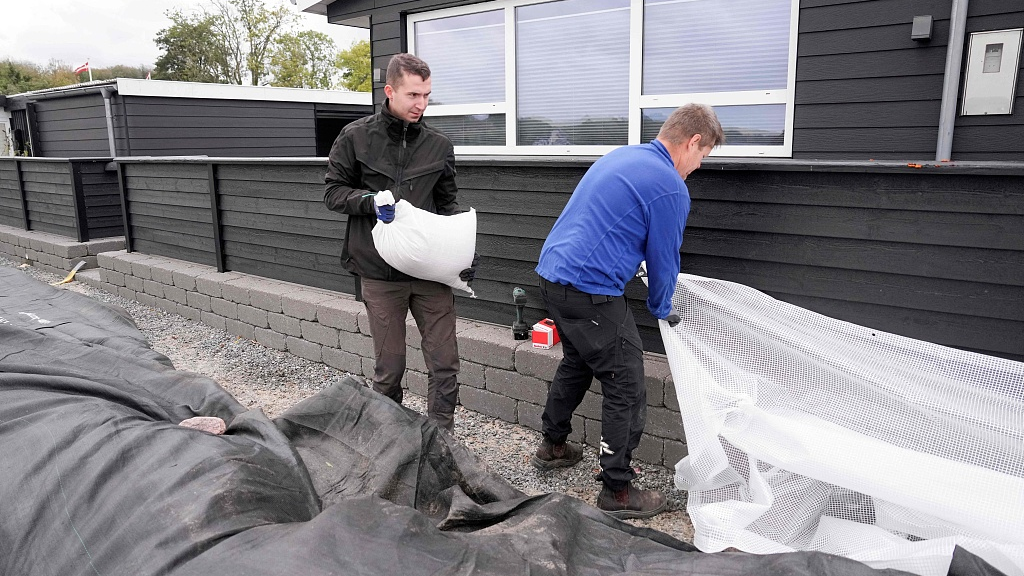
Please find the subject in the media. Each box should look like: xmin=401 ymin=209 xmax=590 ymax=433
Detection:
xmin=541 ymin=277 xmax=615 ymax=304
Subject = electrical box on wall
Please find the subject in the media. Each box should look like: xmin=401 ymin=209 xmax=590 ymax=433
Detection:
xmin=961 ymin=28 xmax=1023 ymax=115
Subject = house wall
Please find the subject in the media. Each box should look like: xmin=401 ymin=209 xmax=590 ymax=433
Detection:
xmin=30 ymin=94 xmax=111 ymax=158
xmin=115 ymin=157 xmax=1024 ymax=363
xmin=327 ymin=0 xmax=1024 ymax=160
xmin=116 ymin=96 xmax=321 ymax=157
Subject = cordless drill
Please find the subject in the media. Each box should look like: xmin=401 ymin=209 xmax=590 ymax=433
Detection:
xmin=512 ymin=287 xmax=530 ymax=340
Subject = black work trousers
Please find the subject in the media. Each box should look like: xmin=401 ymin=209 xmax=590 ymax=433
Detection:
xmin=538 ymin=277 xmax=646 ymax=491
xmin=360 ymin=277 xmax=460 ymax=431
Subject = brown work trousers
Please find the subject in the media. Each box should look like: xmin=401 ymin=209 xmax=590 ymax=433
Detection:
xmin=360 ymin=277 xmax=460 ymax=431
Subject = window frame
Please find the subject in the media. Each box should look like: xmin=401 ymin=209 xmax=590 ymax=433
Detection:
xmin=407 ymin=0 xmax=799 ymax=157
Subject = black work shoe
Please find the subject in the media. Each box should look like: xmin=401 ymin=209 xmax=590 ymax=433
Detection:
xmin=531 ymin=438 xmax=584 ymax=470
xmin=596 ymin=483 xmax=667 ymax=519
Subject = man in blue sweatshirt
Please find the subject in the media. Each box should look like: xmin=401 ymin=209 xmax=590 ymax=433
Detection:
xmin=532 ymin=103 xmax=724 ymax=519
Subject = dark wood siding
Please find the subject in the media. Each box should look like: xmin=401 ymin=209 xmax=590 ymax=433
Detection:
xmin=115 ymin=157 xmax=1024 ymax=362
xmin=122 ymin=162 xmax=217 ymax=266
xmin=119 ymin=96 xmax=319 ymax=157
xmin=216 ymin=162 xmax=351 ymax=292
xmin=31 ymin=94 xmax=111 ymax=158
xmin=0 ymin=160 xmax=23 ymax=228
xmin=19 ymin=161 xmax=76 ymax=238
xmin=78 ymin=161 xmax=123 ymax=239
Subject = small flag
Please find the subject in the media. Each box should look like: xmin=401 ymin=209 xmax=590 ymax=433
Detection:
xmin=74 ymin=62 xmax=89 ymax=75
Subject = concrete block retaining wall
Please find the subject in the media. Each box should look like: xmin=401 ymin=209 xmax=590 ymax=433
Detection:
xmin=3 ymin=226 xmax=687 ymax=469
xmin=0 ymin=224 xmax=124 ymax=278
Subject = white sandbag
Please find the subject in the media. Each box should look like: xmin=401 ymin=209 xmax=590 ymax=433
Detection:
xmin=371 ymin=199 xmax=477 ymax=296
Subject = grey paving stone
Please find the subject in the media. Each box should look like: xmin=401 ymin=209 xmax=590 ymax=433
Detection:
xmin=237 ymin=304 xmax=269 ymax=329
xmin=226 ymin=319 xmax=255 ymax=340
xmin=301 ymin=321 xmax=340 ymax=348
xmin=176 ymin=304 xmax=201 ymax=322
xmin=517 ymin=401 xmax=543 ymax=432
xmin=459 ymin=387 xmax=517 ymax=424
xmin=210 ymin=297 xmax=237 ymax=320
xmin=201 ymin=311 xmax=227 ymax=332
xmin=186 ymin=291 xmax=212 ymax=312
xmin=50 ymin=240 xmax=88 ymax=259
xmin=286 ymin=336 xmax=322 ymax=363
xmin=317 ymin=297 xmax=362 ymax=332
xmin=514 ymin=344 xmax=563 ymax=379
xmin=664 ymin=439 xmax=688 ymax=468
xmin=458 ymin=325 xmax=517 ymax=370
xmin=323 ymin=347 xmax=363 ymax=374
xmin=172 ymin=265 xmax=210 ymax=292
xmin=664 ymin=376 xmax=680 ymax=412
xmin=269 ymin=313 xmax=302 ymax=337
xmin=356 ymin=311 xmax=373 ymax=336
xmin=338 ymin=330 xmax=374 ymax=358
xmin=250 ymin=282 xmax=292 ymax=314
xmin=222 ymin=276 xmax=267 ymax=306
xmin=577 ymin=390 xmax=603 ymax=421
xmin=163 ymin=285 xmax=187 ymax=305
xmin=643 ymin=406 xmax=685 ymax=442
xmin=459 ymin=360 xmax=485 ymax=389
xmin=634 ymin=434 xmax=665 ymax=468
xmin=100 ymin=269 xmax=125 ymax=287
xmin=195 ymin=271 xmax=244 ymax=298
xmin=86 ymin=238 xmax=125 ymax=255
xmin=282 ymin=290 xmax=335 ymax=321
xmin=644 ymin=355 xmax=671 ymax=407
xmin=406 ymin=370 xmax=428 ymax=397
xmin=136 ymin=292 xmax=157 ymax=308
xmin=255 ymin=327 xmax=287 ymax=351
xmin=143 ymin=279 xmax=164 ymax=298
xmin=484 ymin=368 xmax=549 ymax=405
xmin=96 ymin=251 xmax=118 ymax=270
xmin=118 ymin=287 xmax=136 ymax=301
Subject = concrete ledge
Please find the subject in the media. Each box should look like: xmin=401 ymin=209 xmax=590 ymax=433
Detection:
xmin=73 ymin=249 xmax=686 ymax=469
xmin=0 ymin=224 xmax=124 ymax=278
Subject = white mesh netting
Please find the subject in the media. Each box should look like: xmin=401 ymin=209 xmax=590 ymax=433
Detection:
xmin=659 ymin=274 xmax=1024 ymax=576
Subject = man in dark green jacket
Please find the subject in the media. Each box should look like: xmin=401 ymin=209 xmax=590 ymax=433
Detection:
xmin=324 ymin=53 xmax=474 ymax=432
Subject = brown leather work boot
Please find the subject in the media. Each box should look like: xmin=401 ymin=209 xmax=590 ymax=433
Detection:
xmin=596 ymin=483 xmax=667 ymax=519
xmin=531 ymin=437 xmax=584 ymax=470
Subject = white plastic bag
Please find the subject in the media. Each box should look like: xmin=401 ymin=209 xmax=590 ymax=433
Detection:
xmin=371 ymin=199 xmax=477 ymax=296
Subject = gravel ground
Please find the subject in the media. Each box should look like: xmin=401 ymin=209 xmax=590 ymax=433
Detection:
xmin=3 ymin=257 xmax=694 ymax=543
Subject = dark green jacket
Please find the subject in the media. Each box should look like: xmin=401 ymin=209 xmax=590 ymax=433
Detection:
xmin=324 ymin=100 xmax=459 ymax=281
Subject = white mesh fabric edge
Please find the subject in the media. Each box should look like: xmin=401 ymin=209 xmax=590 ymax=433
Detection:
xmin=655 ymin=273 xmax=1024 ymax=576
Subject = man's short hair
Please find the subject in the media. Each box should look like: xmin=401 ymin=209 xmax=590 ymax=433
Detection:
xmin=386 ymin=53 xmax=431 ymax=88
xmin=657 ymin=103 xmax=726 ymax=148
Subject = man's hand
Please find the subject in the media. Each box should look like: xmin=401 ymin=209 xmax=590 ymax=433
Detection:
xmin=374 ymin=190 xmax=395 ymax=223
xmin=459 ymin=253 xmax=480 ymax=284
xmin=663 ymin=313 xmax=681 ymax=327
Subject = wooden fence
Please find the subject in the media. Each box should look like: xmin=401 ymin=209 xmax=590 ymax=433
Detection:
xmin=0 ymin=157 xmax=123 ymax=241
xmin=113 ymin=157 xmax=1024 ymax=362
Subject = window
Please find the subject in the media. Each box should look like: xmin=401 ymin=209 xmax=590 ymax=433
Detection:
xmin=409 ymin=0 xmax=797 ymax=156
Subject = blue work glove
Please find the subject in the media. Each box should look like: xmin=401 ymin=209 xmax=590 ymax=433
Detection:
xmin=459 ymin=253 xmax=480 ymax=284
xmin=663 ymin=313 xmax=681 ymax=328
xmin=374 ymin=190 xmax=395 ymax=223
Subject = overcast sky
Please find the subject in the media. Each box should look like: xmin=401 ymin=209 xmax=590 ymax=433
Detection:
xmin=0 ymin=0 xmax=369 ymax=70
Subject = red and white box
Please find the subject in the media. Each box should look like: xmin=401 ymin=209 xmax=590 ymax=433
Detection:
xmin=532 ymin=318 xmax=560 ymax=349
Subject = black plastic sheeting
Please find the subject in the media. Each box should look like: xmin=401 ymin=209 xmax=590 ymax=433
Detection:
xmin=0 ymin=267 xmax=1001 ymax=576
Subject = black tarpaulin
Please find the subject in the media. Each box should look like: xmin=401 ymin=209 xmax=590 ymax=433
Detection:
xmin=0 ymin=267 xmax=991 ymax=576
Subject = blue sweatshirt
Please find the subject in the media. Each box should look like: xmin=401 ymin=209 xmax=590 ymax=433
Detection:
xmin=535 ymin=140 xmax=689 ymax=320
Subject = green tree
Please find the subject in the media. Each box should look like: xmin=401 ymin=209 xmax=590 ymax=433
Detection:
xmin=0 ymin=59 xmax=45 ymax=94
xmin=153 ymin=10 xmax=232 ymax=83
xmin=335 ymin=39 xmax=371 ymax=92
xmin=211 ymin=0 xmax=294 ymax=86
xmin=269 ymin=30 xmax=337 ymax=88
